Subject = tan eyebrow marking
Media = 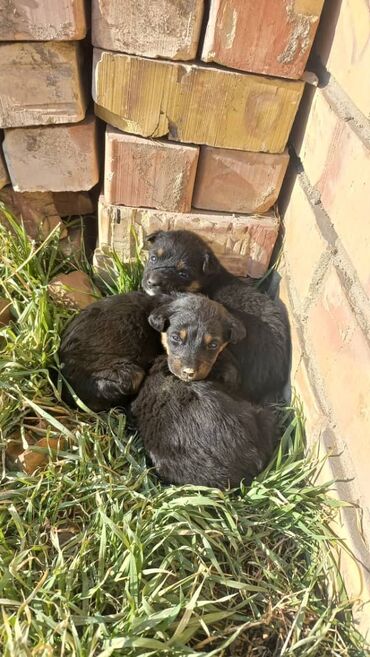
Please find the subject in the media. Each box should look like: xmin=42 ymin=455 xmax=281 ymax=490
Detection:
xmin=176 ymin=260 xmax=185 ymax=270
xmin=157 ymin=248 xmax=164 ymax=257
xmin=179 ymin=329 xmax=187 ymax=340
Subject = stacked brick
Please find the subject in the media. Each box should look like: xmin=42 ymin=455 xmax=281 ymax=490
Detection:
xmin=280 ymin=0 xmax=370 ymax=632
xmin=0 ymin=0 xmax=98 ymax=244
xmin=92 ymin=0 xmax=324 ymax=279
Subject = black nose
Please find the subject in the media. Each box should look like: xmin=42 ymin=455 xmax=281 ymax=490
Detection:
xmin=146 ymin=277 xmax=160 ymax=288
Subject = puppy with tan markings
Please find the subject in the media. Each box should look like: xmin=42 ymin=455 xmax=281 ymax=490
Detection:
xmin=148 ymin=293 xmax=245 ymax=383
xmin=143 ymin=230 xmax=290 ymax=402
xmin=131 ymin=355 xmax=277 ymax=489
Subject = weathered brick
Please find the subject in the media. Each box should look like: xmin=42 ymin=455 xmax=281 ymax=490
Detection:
xmin=0 ymin=42 xmax=86 ymax=128
xmin=306 ymin=266 xmax=370 ymax=501
xmin=193 ymin=147 xmax=289 ymax=213
xmin=313 ymin=0 xmax=370 ymax=118
xmin=93 ymin=49 xmax=304 ymax=153
xmin=3 ymin=116 xmax=99 ymax=193
xmin=0 ymin=142 xmax=9 ymax=189
xmin=92 ymin=0 xmax=204 ymax=60
xmin=53 ymin=192 xmax=94 ymax=217
xmin=97 ymin=195 xmax=279 ymax=278
xmin=283 ymin=174 xmax=328 ymax=311
xmin=105 ymin=127 xmax=199 ymax=212
xmin=0 ymin=0 xmax=87 ymax=41
xmin=48 ymin=271 xmax=100 ymax=310
xmin=295 ymin=86 xmax=370 ymax=295
xmin=202 ymin=0 xmax=324 ymax=79
xmin=0 ymin=187 xmax=67 ymax=239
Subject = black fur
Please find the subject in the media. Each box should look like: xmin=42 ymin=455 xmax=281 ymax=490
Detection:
xmin=142 ymin=230 xmax=291 ymax=401
xmin=131 ymin=356 xmax=277 ymax=489
xmin=59 ymin=291 xmax=162 ymax=411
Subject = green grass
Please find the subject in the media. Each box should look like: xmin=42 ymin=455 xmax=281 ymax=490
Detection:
xmin=0 ymin=207 xmax=368 ymax=657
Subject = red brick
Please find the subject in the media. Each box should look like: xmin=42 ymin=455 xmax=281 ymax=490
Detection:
xmin=306 ymin=266 xmax=370 ymax=502
xmin=97 ymin=195 xmax=279 ymax=278
xmin=17 ymin=437 xmax=67 ymax=475
xmin=0 ymin=42 xmax=86 ymax=128
xmin=0 ymin=0 xmax=87 ymax=41
xmin=48 ymin=272 xmax=100 ymax=310
xmin=295 ymin=86 xmax=370 ymax=295
xmin=0 ymin=187 xmax=67 ymax=240
xmin=283 ymin=174 xmax=328 ymax=311
xmin=105 ymin=127 xmax=199 ymax=212
xmin=92 ymin=0 xmax=204 ymax=60
xmin=0 ymin=142 xmax=9 ymax=189
xmin=313 ymin=0 xmax=370 ymax=118
xmin=202 ymin=0 xmax=324 ymax=79
xmin=193 ymin=147 xmax=289 ymax=213
xmin=3 ymin=116 xmax=99 ymax=193
xmin=93 ymin=49 xmax=304 ymax=153
xmin=53 ymin=192 xmax=94 ymax=217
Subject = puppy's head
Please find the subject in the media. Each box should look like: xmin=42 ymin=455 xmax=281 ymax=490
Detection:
xmin=142 ymin=230 xmax=221 ymax=296
xmin=148 ymin=293 xmax=246 ymax=382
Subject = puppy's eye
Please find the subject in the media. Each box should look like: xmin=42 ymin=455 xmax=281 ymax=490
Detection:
xmin=150 ymin=255 xmax=157 ymax=263
xmin=207 ymin=340 xmax=219 ymax=350
xmin=170 ymin=333 xmax=182 ymax=344
xmin=178 ymin=271 xmax=189 ymax=279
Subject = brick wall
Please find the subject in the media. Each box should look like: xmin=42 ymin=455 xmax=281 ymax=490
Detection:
xmin=92 ymin=0 xmax=324 ymax=279
xmin=0 ymin=0 xmax=98 ymax=247
xmin=280 ymin=0 xmax=370 ymax=634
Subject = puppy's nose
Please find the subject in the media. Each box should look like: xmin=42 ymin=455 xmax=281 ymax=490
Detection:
xmin=182 ymin=367 xmax=195 ymax=379
xmin=146 ymin=277 xmax=159 ymax=288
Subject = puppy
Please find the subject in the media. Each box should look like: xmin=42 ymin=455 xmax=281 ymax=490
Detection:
xmin=142 ymin=230 xmax=290 ymax=402
xmin=131 ymin=356 xmax=277 ymax=489
xmin=59 ymin=291 xmax=162 ymax=411
xmin=148 ymin=293 xmax=245 ymax=383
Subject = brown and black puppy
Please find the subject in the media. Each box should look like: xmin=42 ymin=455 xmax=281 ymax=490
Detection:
xmin=148 ymin=293 xmax=245 ymax=384
xmin=59 ymin=291 xmax=162 ymax=411
xmin=131 ymin=355 xmax=277 ymax=489
xmin=142 ymin=229 xmax=290 ymax=402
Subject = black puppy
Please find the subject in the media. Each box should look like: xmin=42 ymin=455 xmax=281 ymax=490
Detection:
xmin=131 ymin=356 xmax=277 ymax=489
xmin=142 ymin=230 xmax=290 ymax=402
xmin=148 ymin=293 xmax=245 ymax=382
xmin=59 ymin=291 xmax=162 ymax=411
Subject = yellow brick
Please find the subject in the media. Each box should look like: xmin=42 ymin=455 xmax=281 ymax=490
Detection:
xmin=93 ymin=49 xmax=304 ymax=153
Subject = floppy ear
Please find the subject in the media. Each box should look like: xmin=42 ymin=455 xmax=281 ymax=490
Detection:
xmin=146 ymin=230 xmax=164 ymax=245
xmin=202 ymin=249 xmax=220 ymax=274
xmin=148 ymin=302 xmax=173 ymax=332
xmin=225 ymin=312 xmax=246 ymax=344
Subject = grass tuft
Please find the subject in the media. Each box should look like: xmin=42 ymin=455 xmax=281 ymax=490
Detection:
xmin=0 ymin=210 xmax=368 ymax=656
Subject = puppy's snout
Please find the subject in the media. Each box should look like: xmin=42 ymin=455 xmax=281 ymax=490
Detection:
xmin=182 ymin=367 xmax=195 ymax=380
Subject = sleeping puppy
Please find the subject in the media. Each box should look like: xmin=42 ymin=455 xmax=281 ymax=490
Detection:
xmin=131 ymin=355 xmax=277 ymax=489
xmin=142 ymin=229 xmax=290 ymax=402
xmin=59 ymin=291 xmax=162 ymax=411
xmin=148 ymin=293 xmax=245 ymax=384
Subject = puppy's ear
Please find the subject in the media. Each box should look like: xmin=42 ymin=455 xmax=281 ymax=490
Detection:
xmin=146 ymin=230 xmax=164 ymax=245
xmin=148 ymin=303 xmax=172 ymax=332
xmin=202 ymin=249 xmax=220 ymax=274
xmin=225 ymin=313 xmax=246 ymax=344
